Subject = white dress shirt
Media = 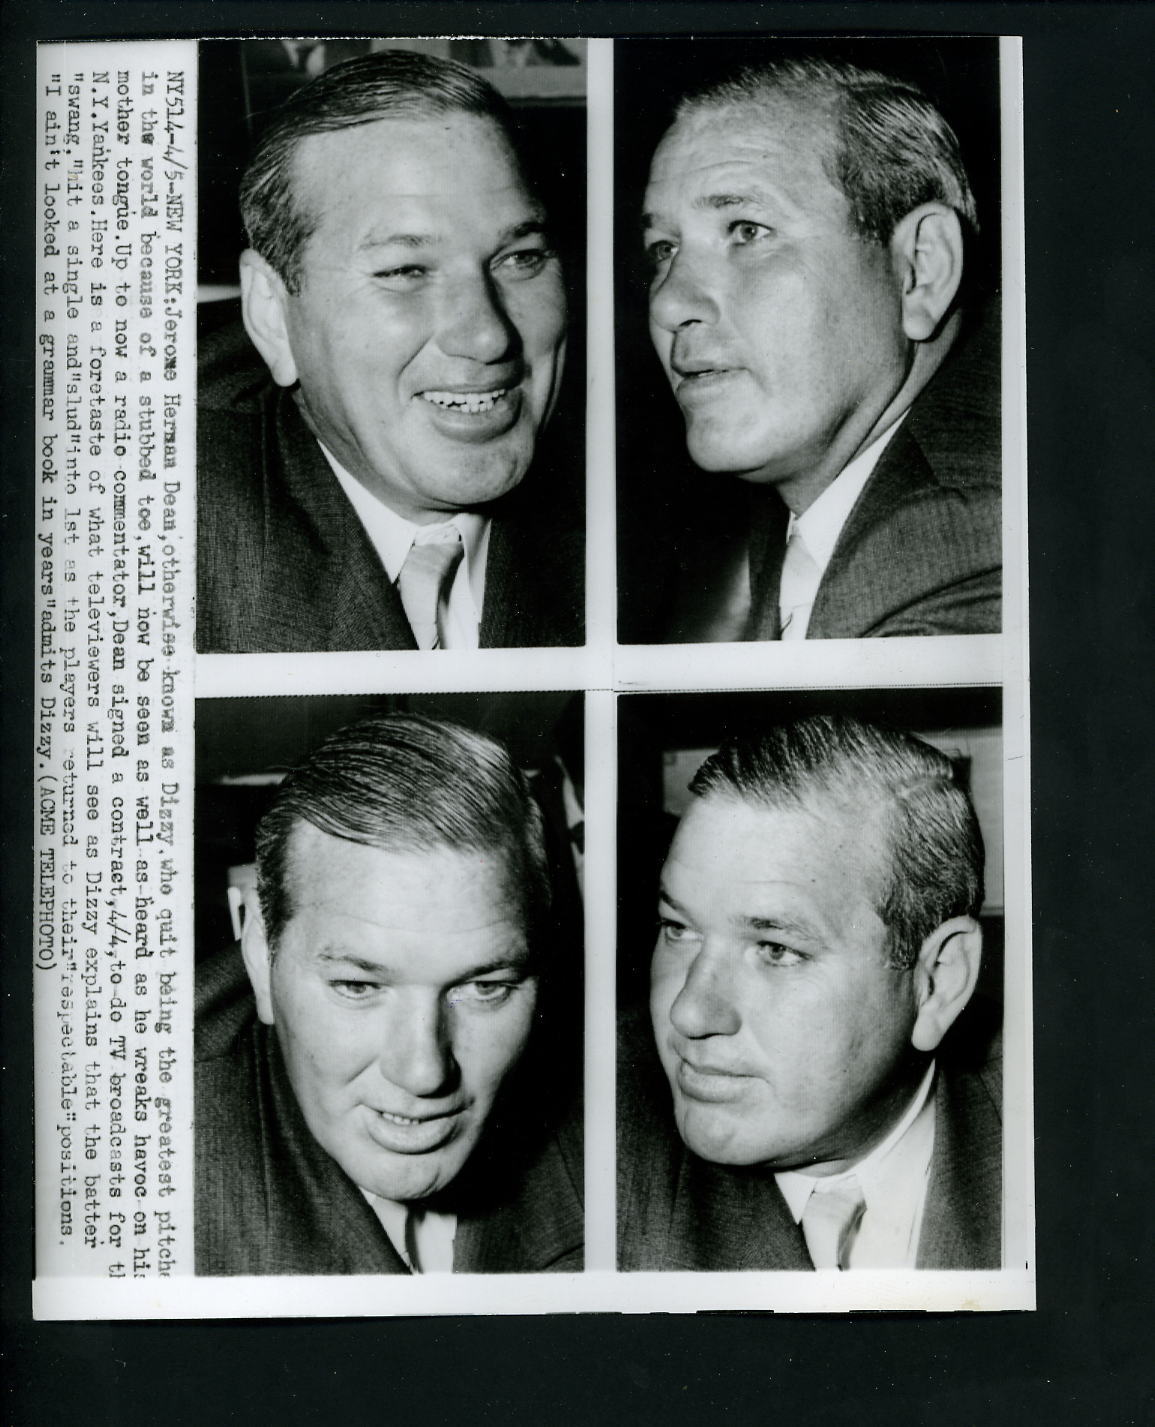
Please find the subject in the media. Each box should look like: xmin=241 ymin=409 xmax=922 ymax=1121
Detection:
xmin=775 ymin=1061 xmax=937 ymax=1269
xmin=322 ymin=444 xmax=491 ymax=649
xmin=779 ymin=416 xmax=907 ymax=640
xmin=362 ymin=1192 xmax=457 ymax=1274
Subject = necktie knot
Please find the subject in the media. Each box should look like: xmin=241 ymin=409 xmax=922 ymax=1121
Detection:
xmin=801 ymin=1176 xmax=866 ymax=1271
xmin=397 ymin=527 xmax=464 ymax=649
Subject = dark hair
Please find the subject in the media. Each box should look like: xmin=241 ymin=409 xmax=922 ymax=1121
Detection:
xmin=678 ymin=56 xmax=978 ymax=250
xmin=254 ymin=713 xmax=550 ymax=947
xmin=240 ymin=50 xmax=520 ymax=291
xmin=689 ymin=713 xmax=984 ymax=969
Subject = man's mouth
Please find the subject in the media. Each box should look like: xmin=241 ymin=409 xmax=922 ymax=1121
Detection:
xmin=366 ymin=1104 xmax=464 ymax=1154
xmin=421 ymin=388 xmax=508 ymax=414
xmin=673 ymin=1052 xmax=751 ymax=1102
xmin=379 ymin=1109 xmax=428 ymax=1127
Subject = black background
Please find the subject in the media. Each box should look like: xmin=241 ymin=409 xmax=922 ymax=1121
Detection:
xmin=3 ymin=3 xmax=1153 ymax=1424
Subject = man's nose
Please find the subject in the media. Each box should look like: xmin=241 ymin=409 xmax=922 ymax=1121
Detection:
xmin=379 ymin=995 xmax=458 ymax=1099
xmin=668 ymin=946 xmax=741 ymax=1039
xmin=437 ymin=272 xmax=518 ymax=364
xmin=649 ymin=250 xmax=722 ymax=333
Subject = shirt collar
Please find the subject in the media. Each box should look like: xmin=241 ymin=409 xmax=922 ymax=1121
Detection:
xmin=787 ymin=413 xmax=908 ymax=577
xmin=319 ymin=440 xmax=489 ymax=597
xmin=776 ymin=1060 xmax=937 ymax=1224
xmin=360 ymin=1190 xmax=457 ymax=1273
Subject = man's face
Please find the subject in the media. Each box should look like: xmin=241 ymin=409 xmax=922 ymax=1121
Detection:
xmin=650 ymin=792 xmax=922 ymax=1175
xmin=265 ymin=114 xmax=566 ymax=522
xmin=643 ymin=100 xmax=910 ymax=508
xmin=250 ymin=826 xmax=538 ymax=1202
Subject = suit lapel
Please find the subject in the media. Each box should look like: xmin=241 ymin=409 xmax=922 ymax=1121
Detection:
xmin=480 ymin=496 xmax=584 ymax=649
xmin=261 ymin=389 xmax=416 ymax=651
xmin=917 ymin=1054 xmax=1003 ymax=1269
xmin=667 ymin=1149 xmax=812 ymax=1271
xmin=744 ymin=489 xmax=789 ymax=640
xmin=805 ymin=424 xmax=937 ymax=640
xmin=260 ymin=1024 xmax=410 ymax=1275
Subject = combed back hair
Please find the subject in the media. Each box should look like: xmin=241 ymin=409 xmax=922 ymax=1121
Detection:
xmin=240 ymin=50 xmax=520 ymax=291
xmin=678 ymin=56 xmax=978 ymax=250
xmin=254 ymin=713 xmax=550 ymax=947
xmin=689 ymin=713 xmax=984 ymax=969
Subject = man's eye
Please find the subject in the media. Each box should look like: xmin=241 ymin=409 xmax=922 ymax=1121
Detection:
xmin=448 ymin=980 xmax=518 ymax=1008
xmin=729 ymin=220 xmax=773 ymax=247
xmin=331 ymin=979 xmax=380 ymax=1000
xmin=645 ymin=238 xmax=677 ymax=272
xmin=495 ymin=247 xmax=554 ymax=279
xmin=657 ymin=917 xmax=697 ymax=945
xmin=374 ymin=265 xmax=428 ymax=288
xmin=753 ymin=941 xmax=804 ymax=968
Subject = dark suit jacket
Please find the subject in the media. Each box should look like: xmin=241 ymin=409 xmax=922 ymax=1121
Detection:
xmin=195 ymin=945 xmax=584 ymax=1275
xmin=746 ymin=315 xmax=1002 ymax=640
xmin=196 ymin=309 xmax=584 ymax=653
xmin=617 ymin=1004 xmax=1003 ymax=1271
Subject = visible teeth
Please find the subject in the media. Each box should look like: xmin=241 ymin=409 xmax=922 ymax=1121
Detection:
xmin=380 ymin=1110 xmax=422 ymax=1126
xmin=422 ymin=389 xmax=505 ymax=414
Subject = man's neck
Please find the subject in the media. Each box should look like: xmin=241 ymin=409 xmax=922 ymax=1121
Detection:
xmin=781 ymin=314 xmax=961 ymax=517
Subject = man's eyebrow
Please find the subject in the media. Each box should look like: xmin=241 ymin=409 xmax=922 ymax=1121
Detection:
xmin=314 ymin=948 xmax=535 ymax=977
xmin=642 ymin=190 xmax=778 ymax=231
xmin=355 ymin=217 xmax=549 ymax=255
xmin=736 ymin=913 xmax=819 ymax=942
xmin=695 ymin=190 xmax=774 ymax=212
xmin=316 ymin=949 xmax=392 ymax=973
xmin=357 ymin=231 xmax=437 ymax=253
xmin=657 ymin=887 xmax=689 ymax=916
xmin=498 ymin=217 xmax=551 ymax=245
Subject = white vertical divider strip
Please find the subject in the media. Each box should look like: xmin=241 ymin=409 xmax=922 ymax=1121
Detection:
xmin=582 ymin=689 xmax=618 ymax=1271
xmin=585 ymin=37 xmax=616 ymax=667
xmin=999 ymin=35 xmax=1035 ymax=1280
xmin=582 ymin=37 xmax=617 ymax=1273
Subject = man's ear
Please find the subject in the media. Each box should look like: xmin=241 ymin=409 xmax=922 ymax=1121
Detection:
xmin=239 ymin=249 xmax=299 ymax=389
xmin=909 ymin=915 xmax=982 ymax=1052
xmin=890 ymin=203 xmax=965 ymax=343
xmin=239 ymin=886 xmax=277 ymax=1026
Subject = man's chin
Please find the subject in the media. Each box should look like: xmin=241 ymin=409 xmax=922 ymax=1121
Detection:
xmin=418 ymin=443 xmax=535 ymax=511
xmin=358 ymin=1150 xmax=466 ymax=1204
xmin=676 ymin=1102 xmax=784 ymax=1169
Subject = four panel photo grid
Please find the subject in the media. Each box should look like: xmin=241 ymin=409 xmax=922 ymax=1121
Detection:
xmin=191 ymin=34 xmax=1029 ymax=1312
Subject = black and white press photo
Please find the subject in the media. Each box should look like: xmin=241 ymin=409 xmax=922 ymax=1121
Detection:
xmin=195 ymin=41 xmax=587 ymax=653
xmin=617 ymin=688 xmax=1011 ymax=1273
xmin=32 ymin=32 xmax=1030 ymax=1320
xmin=615 ymin=38 xmax=1004 ymax=645
xmin=193 ymin=693 xmax=585 ymax=1276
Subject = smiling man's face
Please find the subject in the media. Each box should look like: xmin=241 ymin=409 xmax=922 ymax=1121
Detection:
xmin=644 ymin=98 xmax=910 ymax=512
xmin=249 ymin=113 xmax=567 ymax=523
xmin=243 ymin=824 xmax=538 ymax=1202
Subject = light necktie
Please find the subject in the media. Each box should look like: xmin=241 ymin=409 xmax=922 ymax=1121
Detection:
xmin=397 ymin=527 xmax=464 ymax=649
xmin=778 ymin=527 xmax=820 ymax=640
xmin=801 ymin=1177 xmax=866 ymax=1270
xmin=404 ymin=1204 xmax=424 ymax=1273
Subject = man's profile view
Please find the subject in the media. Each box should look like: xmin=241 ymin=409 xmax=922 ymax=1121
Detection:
xmin=196 ymin=713 xmax=583 ymax=1275
xmin=640 ymin=54 xmax=1001 ymax=640
xmin=197 ymin=51 xmax=582 ymax=653
xmin=619 ymin=714 xmax=1002 ymax=1270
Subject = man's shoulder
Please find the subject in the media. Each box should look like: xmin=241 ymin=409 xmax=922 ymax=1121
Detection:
xmin=198 ymin=300 xmax=270 ymax=415
xmin=195 ymin=942 xmax=259 ymax=1063
xmin=906 ymin=302 xmax=1002 ymax=491
xmin=918 ymin=997 xmax=1004 ymax=1269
